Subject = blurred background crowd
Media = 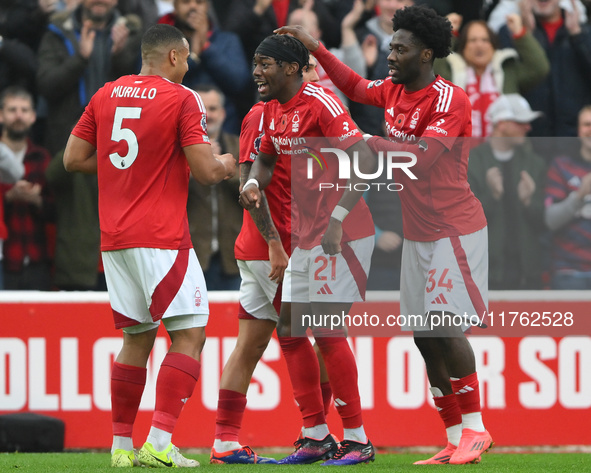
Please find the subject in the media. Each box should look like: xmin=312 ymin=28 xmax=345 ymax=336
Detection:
xmin=1 ymin=0 xmax=590 ymax=292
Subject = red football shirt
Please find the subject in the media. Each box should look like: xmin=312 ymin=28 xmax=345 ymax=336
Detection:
xmin=361 ymin=76 xmax=486 ymax=241
xmin=259 ymin=82 xmax=375 ymax=250
xmin=72 ymin=75 xmax=210 ymax=251
xmin=314 ymin=43 xmax=486 ymax=241
xmin=234 ymin=102 xmax=292 ymax=260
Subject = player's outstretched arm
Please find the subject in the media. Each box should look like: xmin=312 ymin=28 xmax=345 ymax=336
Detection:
xmin=63 ymin=134 xmax=97 ymax=174
xmin=184 ymin=143 xmax=236 ymax=185
xmin=276 ymin=26 xmax=371 ymax=104
xmin=365 ymin=135 xmax=447 ymax=174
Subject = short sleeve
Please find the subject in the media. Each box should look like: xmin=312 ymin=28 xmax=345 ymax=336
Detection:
xmin=72 ymin=94 xmax=98 ymax=147
xmin=178 ymin=89 xmax=210 ymax=148
xmin=422 ymin=83 xmax=471 ymax=148
xmin=239 ymin=104 xmax=265 ymax=164
xmin=310 ymin=86 xmax=363 ymax=149
xmin=259 ymin=103 xmax=276 ymax=156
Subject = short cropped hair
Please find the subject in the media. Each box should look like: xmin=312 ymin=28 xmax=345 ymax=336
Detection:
xmin=0 ymin=86 xmax=34 ymax=109
xmin=392 ymin=5 xmax=452 ymax=59
xmin=141 ymin=24 xmax=186 ymax=58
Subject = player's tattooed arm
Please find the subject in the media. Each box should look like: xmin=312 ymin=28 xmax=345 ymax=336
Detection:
xmin=251 ymin=193 xmax=289 ymax=282
xmin=239 ymin=161 xmax=251 ymax=191
xmin=250 ymin=192 xmax=281 ymax=244
xmin=241 ymin=161 xmax=289 ymax=282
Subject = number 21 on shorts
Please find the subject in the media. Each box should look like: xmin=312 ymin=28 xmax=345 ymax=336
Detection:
xmin=426 ymin=268 xmax=454 ymax=293
xmin=314 ymin=255 xmax=337 ymax=281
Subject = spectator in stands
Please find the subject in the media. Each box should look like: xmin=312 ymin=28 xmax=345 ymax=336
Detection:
xmin=0 ymin=120 xmax=25 ymax=291
xmin=56 ymin=0 xmax=83 ymax=11
xmin=544 ymin=105 xmax=591 ymax=289
xmin=36 ymin=0 xmax=143 ymax=155
xmin=118 ymin=0 xmax=161 ymax=31
xmin=0 ymin=35 xmax=38 ymax=100
xmin=0 ymin=0 xmax=58 ymax=53
xmin=355 ymin=0 xmax=414 ymax=135
xmin=0 ymin=0 xmax=56 ymax=96
xmin=45 ymin=148 xmax=104 ymax=291
xmin=0 ymin=87 xmax=54 ymax=290
xmin=498 ymin=0 xmax=591 ymax=138
xmin=487 ymin=0 xmax=588 ymax=33
xmin=158 ymin=0 xmax=251 ymax=134
xmin=187 ymin=85 xmax=241 ymax=290
xmin=156 ymin=0 xmax=174 ymax=16
xmin=221 ymin=0 xmax=352 ymax=61
xmin=468 ymin=94 xmax=547 ymax=289
xmin=415 ymin=0 xmax=486 ymax=25
xmin=434 ymin=16 xmax=549 ymax=138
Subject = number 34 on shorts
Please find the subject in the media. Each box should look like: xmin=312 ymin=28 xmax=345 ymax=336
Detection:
xmin=426 ymin=268 xmax=454 ymax=293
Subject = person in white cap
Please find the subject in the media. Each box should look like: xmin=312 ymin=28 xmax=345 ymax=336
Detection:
xmin=468 ymin=93 xmax=547 ymax=289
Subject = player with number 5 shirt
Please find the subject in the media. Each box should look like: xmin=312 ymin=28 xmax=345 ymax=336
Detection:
xmin=64 ymin=24 xmax=235 ymax=468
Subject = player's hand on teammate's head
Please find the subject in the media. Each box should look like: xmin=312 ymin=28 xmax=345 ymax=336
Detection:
xmin=274 ymin=25 xmax=320 ymax=52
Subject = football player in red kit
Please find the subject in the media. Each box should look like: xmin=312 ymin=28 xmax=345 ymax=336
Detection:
xmin=277 ymin=4 xmax=493 ymax=465
xmin=64 ymin=24 xmax=236 ymax=468
xmin=240 ymin=34 xmax=376 ymax=465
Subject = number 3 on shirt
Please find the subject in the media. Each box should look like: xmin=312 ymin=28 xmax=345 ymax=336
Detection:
xmin=314 ymin=255 xmax=337 ymax=281
xmin=109 ymin=107 xmax=141 ymax=169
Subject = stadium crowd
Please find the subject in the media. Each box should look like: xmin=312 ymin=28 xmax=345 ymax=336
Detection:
xmin=1 ymin=0 xmax=591 ymax=291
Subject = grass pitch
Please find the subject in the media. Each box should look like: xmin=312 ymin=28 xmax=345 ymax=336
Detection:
xmin=1 ymin=450 xmax=590 ymax=472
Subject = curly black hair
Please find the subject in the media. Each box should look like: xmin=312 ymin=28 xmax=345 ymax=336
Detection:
xmin=392 ymin=5 xmax=452 ymax=59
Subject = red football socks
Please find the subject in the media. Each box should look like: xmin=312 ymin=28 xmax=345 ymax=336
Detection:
xmin=433 ymin=393 xmax=462 ymax=428
xmin=321 ymin=381 xmax=333 ymax=416
xmin=152 ymin=352 xmax=201 ymax=433
xmin=279 ymin=336 xmax=326 ymax=428
xmin=451 ymin=372 xmax=481 ymax=414
xmin=111 ymin=362 xmax=147 ymax=437
xmin=215 ymin=389 xmax=247 ymax=441
xmin=315 ymin=336 xmax=363 ymax=428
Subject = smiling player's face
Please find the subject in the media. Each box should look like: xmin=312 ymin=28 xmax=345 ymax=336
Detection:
xmin=253 ymin=54 xmax=290 ymax=102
